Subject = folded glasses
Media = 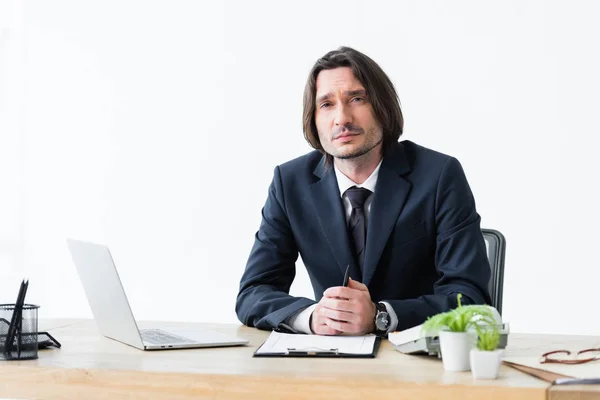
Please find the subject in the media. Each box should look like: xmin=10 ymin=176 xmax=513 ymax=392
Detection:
xmin=540 ymin=348 xmax=600 ymax=365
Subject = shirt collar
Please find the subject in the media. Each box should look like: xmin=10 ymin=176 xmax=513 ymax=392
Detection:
xmin=334 ymin=159 xmax=383 ymax=198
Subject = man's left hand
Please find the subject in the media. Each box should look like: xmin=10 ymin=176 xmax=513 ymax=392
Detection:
xmin=319 ymin=278 xmax=376 ymax=335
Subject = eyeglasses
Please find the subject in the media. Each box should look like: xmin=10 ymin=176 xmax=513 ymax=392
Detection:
xmin=540 ymin=348 xmax=600 ymax=365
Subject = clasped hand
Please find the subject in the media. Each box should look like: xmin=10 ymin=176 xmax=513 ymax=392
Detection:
xmin=310 ymin=278 xmax=376 ymax=335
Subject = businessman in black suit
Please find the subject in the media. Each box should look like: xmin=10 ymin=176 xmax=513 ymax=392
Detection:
xmin=236 ymin=46 xmax=491 ymax=336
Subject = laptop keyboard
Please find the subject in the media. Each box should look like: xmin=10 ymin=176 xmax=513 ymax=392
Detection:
xmin=140 ymin=329 xmax=190 ymax=345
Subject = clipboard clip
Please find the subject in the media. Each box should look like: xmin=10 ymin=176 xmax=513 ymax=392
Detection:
xmin=286 ymin=347 xmax=339 ymax=356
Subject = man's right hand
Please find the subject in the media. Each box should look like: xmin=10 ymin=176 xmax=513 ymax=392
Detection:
xmin=310 ymin=299 xmax=343 ymax=335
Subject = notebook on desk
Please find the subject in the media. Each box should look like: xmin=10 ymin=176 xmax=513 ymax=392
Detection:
xmin=66 ymin=238 xmax=248 ymax=351
xmin=254 ymin=331 xmax=382 ymax=358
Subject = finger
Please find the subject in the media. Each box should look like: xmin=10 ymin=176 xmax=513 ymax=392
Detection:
xmin=323 ymin=317 xmax=348 ymax=332
xmin=312 ymin=313 xmax=343 ymax=335
xmin=321 ymin=297 xmax=355 ymax=313
xmin=323 ymin=286 xmax=357 ymax=299
xmin=320 ymin=306 xmax=357 ymax=323
xmin=323 ymin=317 xmax=364 ymax=334
xmin=314 ymin=324 xmax=342 ymax=336
xmin=347 ymin=277 xmax=368 ymax=292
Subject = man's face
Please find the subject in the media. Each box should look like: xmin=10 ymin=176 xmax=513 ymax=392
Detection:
xmin=314 ymin=67 xmax=383 ymax=160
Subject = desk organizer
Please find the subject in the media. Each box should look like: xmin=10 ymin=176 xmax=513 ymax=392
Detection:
xmin=0 ymin=303 xmax=40 ymax=360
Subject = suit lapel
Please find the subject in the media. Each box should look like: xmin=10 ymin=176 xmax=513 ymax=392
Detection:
xmin=362 ymin=144 xmax=412 ymax=286
xmin=309 ymin=158 xmax=356 ymax=278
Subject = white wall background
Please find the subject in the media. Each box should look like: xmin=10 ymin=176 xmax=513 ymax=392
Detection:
xmin=0 ymin=0 xmax=25 ymax=300
xmin=2 ymin=0 xmax=599 ymax=335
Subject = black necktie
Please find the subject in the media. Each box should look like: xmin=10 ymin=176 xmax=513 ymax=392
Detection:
xmin=345 ymin=186 xmax=372 ymax=273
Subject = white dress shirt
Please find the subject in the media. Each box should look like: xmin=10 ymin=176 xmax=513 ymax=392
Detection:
xmin=288 ymin=159 xmax=399 ymax=334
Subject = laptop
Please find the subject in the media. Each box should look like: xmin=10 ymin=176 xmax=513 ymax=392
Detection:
xmin=66 ymin=238 xmax=249 ymax=350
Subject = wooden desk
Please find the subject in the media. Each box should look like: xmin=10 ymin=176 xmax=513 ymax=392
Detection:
xmin=0 ymin=319 xmax=597 ymax=399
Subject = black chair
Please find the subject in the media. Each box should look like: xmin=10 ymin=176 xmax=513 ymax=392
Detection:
xmin=481 ymin=228 xmax=506 ymax=315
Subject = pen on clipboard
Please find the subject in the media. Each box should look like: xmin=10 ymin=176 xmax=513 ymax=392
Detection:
xmin=554 ymin=377 xmax=600 ymax=385
xmin=343 ymin=264 xmax=350 ymax=287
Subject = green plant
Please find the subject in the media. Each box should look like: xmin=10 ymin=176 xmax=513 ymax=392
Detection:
xmin=421 ymin=294 xmax=496 ymax=335
xmin=474 ymin=324 xmax=500 ymax=351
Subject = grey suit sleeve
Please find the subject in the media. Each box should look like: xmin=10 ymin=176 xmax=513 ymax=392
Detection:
xmin=235 ymin=166 xmax=316 ymax=330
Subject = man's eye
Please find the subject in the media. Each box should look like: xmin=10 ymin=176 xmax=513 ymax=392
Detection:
xmin=320 ymin=102 xmax=332 ymax=109
xmin=351 ymin=97 xmax=364 ymax=102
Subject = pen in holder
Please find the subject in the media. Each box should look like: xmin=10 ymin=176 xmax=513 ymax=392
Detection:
xmin=0 ymin=303 xmax=40 ymax=360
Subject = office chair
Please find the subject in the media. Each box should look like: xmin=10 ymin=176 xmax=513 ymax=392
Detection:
xmin=481 ymin=228 xmax=506 ymax=315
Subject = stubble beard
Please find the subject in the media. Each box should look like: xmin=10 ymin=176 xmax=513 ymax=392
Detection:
xmin=334 ymin=131 xmax=383 ymax=161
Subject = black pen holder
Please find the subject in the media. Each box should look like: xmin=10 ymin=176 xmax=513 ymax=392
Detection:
xmin=0 ymin=303 xmax=40 ymax=360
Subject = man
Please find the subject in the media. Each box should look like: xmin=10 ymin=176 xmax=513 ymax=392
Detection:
xmin=236 ymin=46 xmax=491 ymax=336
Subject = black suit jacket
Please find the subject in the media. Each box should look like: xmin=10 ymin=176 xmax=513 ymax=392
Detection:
xmin=236 ymin=140 xmax=492 ymax=332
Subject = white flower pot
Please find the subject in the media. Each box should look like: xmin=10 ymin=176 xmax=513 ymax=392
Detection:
xmin=439 ymin=331 xmax=476 ymax=372
xmin=470 ymin=349 xmax=503 ymax=379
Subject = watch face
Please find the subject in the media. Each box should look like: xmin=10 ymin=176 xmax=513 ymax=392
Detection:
xmin=375 ymin=312 xmax=390 ymax=331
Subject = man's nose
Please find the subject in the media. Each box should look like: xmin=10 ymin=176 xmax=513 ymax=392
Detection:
xmin=334 ymin=104 xmax=352 ymax=126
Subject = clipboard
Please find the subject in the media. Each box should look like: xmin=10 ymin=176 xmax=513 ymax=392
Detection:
xmin=253 ymin=331 xmax=382 ymax=358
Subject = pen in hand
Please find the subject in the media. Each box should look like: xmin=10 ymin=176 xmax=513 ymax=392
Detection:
xmin=343 ymin=264 xmax=350 ymax=287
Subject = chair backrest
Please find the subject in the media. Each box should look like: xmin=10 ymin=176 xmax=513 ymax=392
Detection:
xmin=481 ymin=228 xmax=506 ymax=315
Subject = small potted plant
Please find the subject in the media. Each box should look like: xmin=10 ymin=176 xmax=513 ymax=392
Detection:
xmin=470 ymin=324 xmax=502 ymax=379
xmin=421 ymin=294 xmax=495 ymax=372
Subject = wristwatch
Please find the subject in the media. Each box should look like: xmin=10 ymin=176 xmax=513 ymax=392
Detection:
xmin=374 ymin=302 xmax=390 ymax=335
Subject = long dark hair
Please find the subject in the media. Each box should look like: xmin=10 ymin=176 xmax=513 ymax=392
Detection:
xmin=303 ymin=46 xmax=404 ymax=164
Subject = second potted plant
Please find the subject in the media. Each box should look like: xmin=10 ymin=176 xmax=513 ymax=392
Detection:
xmin=470 ymin=324 xmax=503 ymax=379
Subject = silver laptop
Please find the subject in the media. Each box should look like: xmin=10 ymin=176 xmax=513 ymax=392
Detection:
xmin=66 ymin=238 xmax=248 ymax=350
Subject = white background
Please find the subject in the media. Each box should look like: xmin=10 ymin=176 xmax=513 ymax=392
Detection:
xmin=1 ymin=0 xmax=599 ymax=335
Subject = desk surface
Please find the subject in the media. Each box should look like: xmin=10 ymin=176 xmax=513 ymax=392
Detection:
xmin=0 ymin=319 xmax=598 ymax=400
